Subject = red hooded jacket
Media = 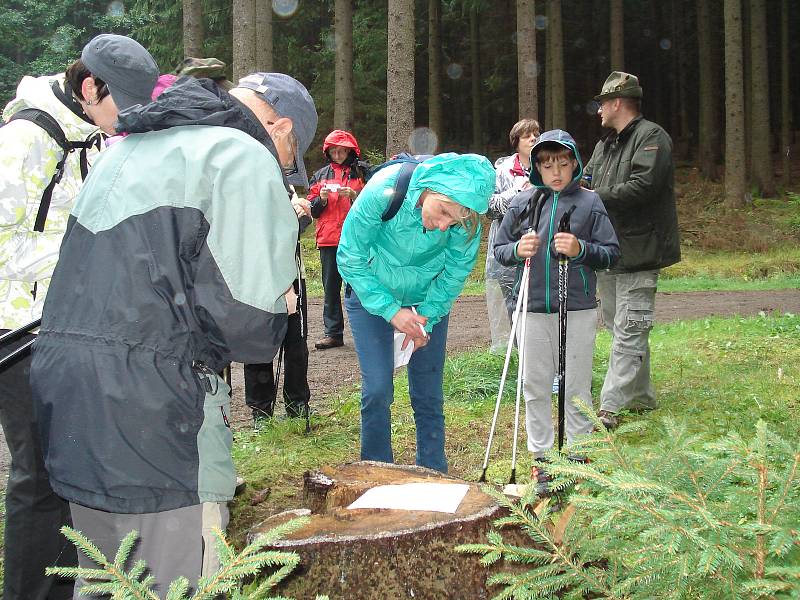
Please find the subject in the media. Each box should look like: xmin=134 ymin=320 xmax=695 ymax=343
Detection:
xmin=308 ymin=130 xmax=366 ymax=247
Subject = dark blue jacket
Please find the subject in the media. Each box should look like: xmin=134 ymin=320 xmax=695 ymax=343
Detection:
xmin=493 ymin=129 xmax=620 ymax=314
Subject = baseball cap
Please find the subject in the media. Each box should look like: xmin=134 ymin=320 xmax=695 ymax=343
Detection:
xmin=236 ymin=73 xmax=319 ymax=187
xmin=594 ymin=71 xmax=643 ymax=102
xmin=81 ymin=34 xmax=159 ymax=111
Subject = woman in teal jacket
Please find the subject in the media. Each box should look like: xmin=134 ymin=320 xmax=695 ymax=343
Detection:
xmin=337 ymin=153 xmax=494 ymax=472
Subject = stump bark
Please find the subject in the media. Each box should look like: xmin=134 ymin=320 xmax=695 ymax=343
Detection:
xmin=248 ymin=461 xmax=513 ymax=599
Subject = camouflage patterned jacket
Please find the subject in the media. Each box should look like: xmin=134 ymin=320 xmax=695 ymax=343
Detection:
xmin=0 ymin=74 xmax=101 ymax=329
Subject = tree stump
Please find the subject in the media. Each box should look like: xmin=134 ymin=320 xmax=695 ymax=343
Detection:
xmin=248 ymin=461 xmax=514 ymax=600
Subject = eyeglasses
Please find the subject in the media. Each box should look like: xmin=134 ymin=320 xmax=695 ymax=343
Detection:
xmin=281 ymin=159 xmax=299 ymax=178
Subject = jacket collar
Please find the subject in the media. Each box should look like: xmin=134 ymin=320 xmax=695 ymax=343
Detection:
xmin=116 ymin=77 xmax=289 ymax=191
xmin=604 ymin=114 xmax=644 ymax=146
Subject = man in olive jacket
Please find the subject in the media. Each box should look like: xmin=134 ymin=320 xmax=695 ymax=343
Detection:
xmin=584 ymin=72 xmax=680 ymax=428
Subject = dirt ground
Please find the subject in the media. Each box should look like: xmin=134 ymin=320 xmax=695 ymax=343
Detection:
xmin=0 ymin=289 xmax=798 ymax=552
xmin=225 ymin=289 xmax=800 ymax=427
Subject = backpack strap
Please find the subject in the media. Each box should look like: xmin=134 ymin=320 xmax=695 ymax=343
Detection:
xmin=8 ymin=108 xmax=100 ymax=232
xmin=381 ymin=161 xmax=419 ymax=222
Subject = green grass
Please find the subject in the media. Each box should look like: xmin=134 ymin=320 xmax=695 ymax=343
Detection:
xmin=229 ymin=311 xmax=800 ymax=545
xmin=659 ymin=246 xmax=800 ymax=291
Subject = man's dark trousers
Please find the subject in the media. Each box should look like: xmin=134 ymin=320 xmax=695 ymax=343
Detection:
xmin=319 ymin=246 xmax=344 ymax=339
xmin=244 ymin=311 xmax=311 ymax=417
xmin=0 ymin=331 xmax=77 ymax=599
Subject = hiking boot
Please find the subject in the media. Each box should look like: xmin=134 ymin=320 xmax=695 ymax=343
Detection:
xmin=597 ymin=410 xmax=619 ymax=431
xmin=531 ymin=459 xmax=553 ymax=496
xmin=315 ymin=336 xmax=344 ymax=350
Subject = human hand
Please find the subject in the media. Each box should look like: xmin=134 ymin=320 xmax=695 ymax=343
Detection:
xmin=515 ymin=232 xmax=540 ymax=259
xmin=320 ymin=187 xmax=329 ymax=203
xmin=405 ymin=331 xmax=429 ymax=351
xmin=338 ymin=186 xmax=354 ymax=199
xmin=390 ymin=308 xmax=428 ymax=349
xmin=553 ymin=232 xmax=581 ymax=257
xmin=292 ymin=197 xmax=312 ymax=218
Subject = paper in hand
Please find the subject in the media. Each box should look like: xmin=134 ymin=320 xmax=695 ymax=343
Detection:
xmin=393 ymin=331 xmax=414 ymax=369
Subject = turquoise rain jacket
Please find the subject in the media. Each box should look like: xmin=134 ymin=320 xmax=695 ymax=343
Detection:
xmin=336 ymin=153 xmax=494 ymax=331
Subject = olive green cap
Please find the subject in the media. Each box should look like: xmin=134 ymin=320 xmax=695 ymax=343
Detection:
xmin=174 ymin=57 xmax=233 ymax=89
xmin=594 ymin=71 xmax=643 ymax=101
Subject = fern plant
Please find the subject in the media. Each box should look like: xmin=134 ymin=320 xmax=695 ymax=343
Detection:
xmin=458 ymin=404 xmax=800 ymax=599
xmin=47 ymin=516 xmax=328 ymax=600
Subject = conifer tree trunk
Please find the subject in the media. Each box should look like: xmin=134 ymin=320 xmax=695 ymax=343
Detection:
xmin=749 ymin=0 xmax=775 ymax=196
xmin=780 ymin=0 xmax=791 ymax=186
xmin=516 ymin=0 xmax=538 ymax=121
xmin=609 ymin=0 xmax=624 ymax=71
xmin=697 ymin=0 xmax=720 ymax=179
xmin=545 ymin=23 xmax=553 ymax=129
xmin=669 ymin=0 xmax=681 ymax=143
xmin=255 ymin=0 xmax=273 ymax=72
xmin=386 ymin=0 xmax=415 ymax=157
xmin=183 ymin=0 xmax=204 ymax=58
xmin=742 ymin=0 xmax=752 ymax=178
xmin=547 ymin=0 xmax=565 ymax=129
xmin=334 ymin=0 xmax=355 ymax=131
xmin=428 ymin=0 xmax=443 ymax=150
xmin=470 ymin=6 xmax=482 ymax=151
xmin=724 ymin=0 xmax=747 ymax=208
xmin=233 ymin=0 xmax=257 ymax=83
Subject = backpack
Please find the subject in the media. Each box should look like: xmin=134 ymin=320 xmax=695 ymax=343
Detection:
xmin=367 ymin=152 xmax=434 ymax=221
xmin=3 ymin=108 xmax=100 ymax=232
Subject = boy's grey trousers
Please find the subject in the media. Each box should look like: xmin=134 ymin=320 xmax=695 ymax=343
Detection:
xmin=520 ymin=309 xmax=597 ymax=457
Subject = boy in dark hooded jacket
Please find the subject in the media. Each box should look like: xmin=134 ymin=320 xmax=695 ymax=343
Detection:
xmin=493 ymin=130 xmax=619 ymax=492
xmin=308 ymin=130 xmax=367 ymax=349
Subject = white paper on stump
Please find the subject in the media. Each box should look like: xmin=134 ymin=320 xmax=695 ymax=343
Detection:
xmin=346 ymin=482 xmax=470 ymax=513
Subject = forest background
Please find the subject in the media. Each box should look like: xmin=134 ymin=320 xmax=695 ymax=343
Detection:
xmin=1 ymin=0 xmax=798 ymax=208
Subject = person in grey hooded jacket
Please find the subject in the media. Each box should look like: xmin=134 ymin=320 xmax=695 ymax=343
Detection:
xmin=493 ymin=130 xmax=619 ymax=491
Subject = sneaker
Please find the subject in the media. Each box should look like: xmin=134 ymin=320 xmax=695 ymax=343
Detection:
xmin=597 ymin=410 xmax=619 ymax=430
xmin=567 ymin=454 xmax=590 ymax=464
xmin=315 ymin=336 xmax=344 ymax=350
xmin=531 ymin=459 xmax=553 ymax=496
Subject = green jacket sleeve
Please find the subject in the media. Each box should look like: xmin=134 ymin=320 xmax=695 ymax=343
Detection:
xmin=583 ymin=140 xmax=602 ymax=180
xmin=336 ymin=176 xmax=403 ymax=324
xmin=416 ymin=223 xmax=481 ymax=331
xmin=594 ymin=127 xmax=672 ymax=211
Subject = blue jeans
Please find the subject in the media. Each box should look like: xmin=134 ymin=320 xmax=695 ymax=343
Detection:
xmin=345 ymin=290 xmax=450 ymax=473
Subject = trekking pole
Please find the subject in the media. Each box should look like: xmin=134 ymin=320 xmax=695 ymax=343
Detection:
xmin=556 ymin=206 xmax=576 ymax=452
xmin=508 ymin=260 xmax=531 ymax=484
xmin=0 ymin=319 xmax=41 ymax=372
xmin=479 ymin=260 xmax=530 ymax=483
xmin=478 ymin=191 xmax=546 ymax=483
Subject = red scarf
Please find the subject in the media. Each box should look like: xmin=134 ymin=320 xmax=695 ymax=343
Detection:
xmin=509 ymin=154 xmax=530 ymax=178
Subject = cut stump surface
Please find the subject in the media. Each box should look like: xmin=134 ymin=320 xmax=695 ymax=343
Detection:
xmin=249 ymin=461 xmax=511 ymax=600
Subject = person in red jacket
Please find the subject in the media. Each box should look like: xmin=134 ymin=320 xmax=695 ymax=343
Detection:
xmin=308 ymin=130 xmax=367 ymax=349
